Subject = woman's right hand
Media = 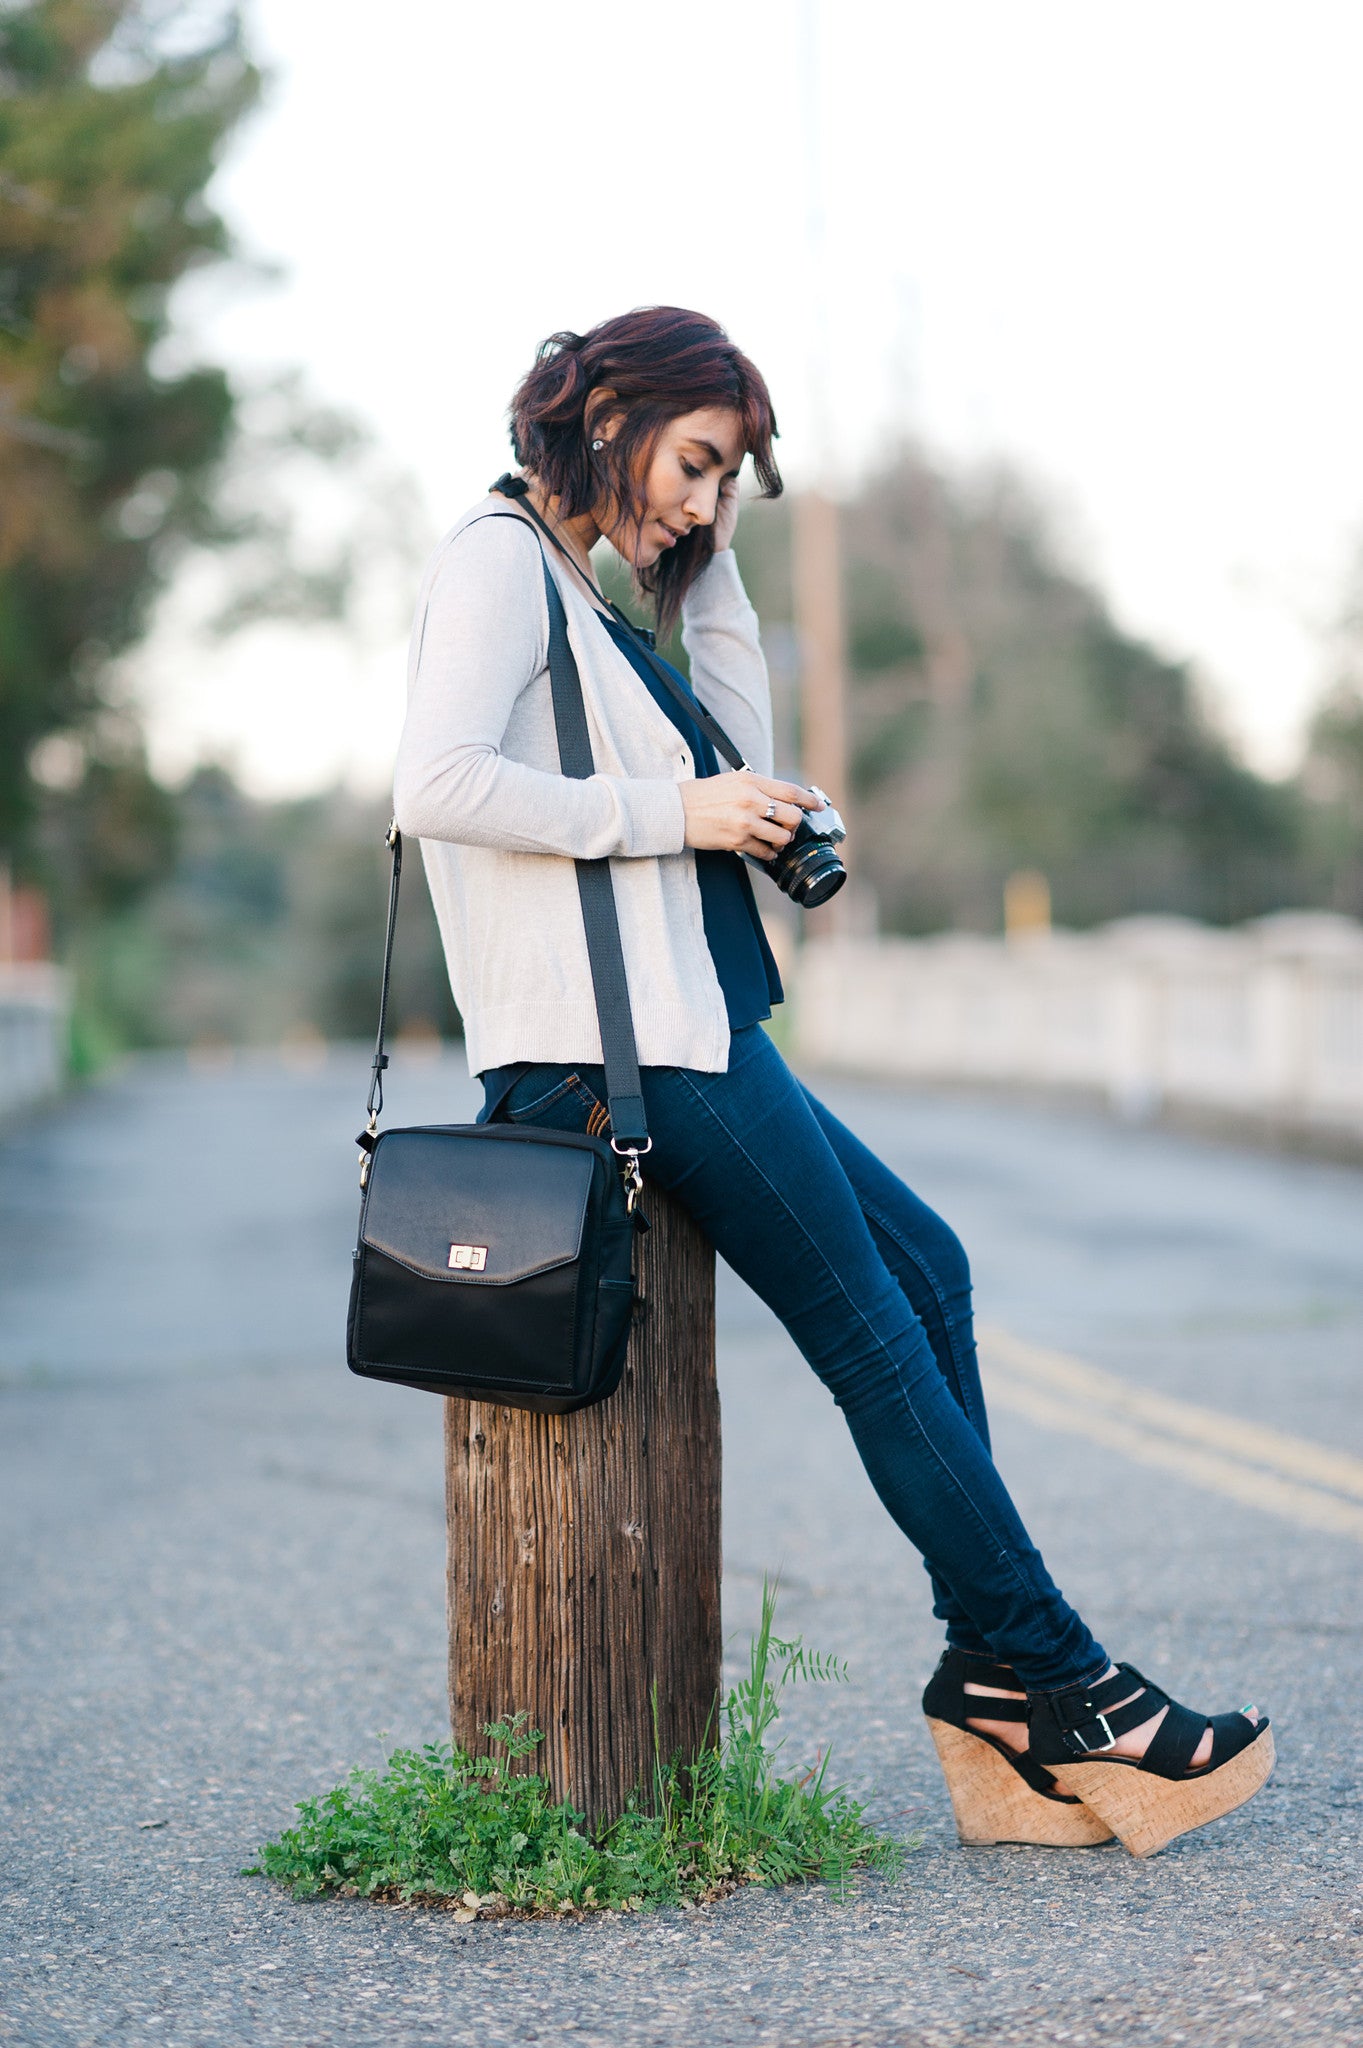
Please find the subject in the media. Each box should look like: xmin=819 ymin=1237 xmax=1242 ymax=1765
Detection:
xmin=680 ymin=771 xmax=819 ymax=861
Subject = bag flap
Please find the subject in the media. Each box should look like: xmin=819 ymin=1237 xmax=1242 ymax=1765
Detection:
xmin=361 ymin=1127 xmax=596 ymax=1285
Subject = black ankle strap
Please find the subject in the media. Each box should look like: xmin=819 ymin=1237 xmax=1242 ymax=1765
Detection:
xmin=1046 ymin=1663 xmax=1165 ymax=1756
xmin=946 ymin=1650 xmax=1023 ymax=1691
xmin=965 ymin=1693 xmax=1029 ymax=1722
xmin=942 ymin=1649 xmax=1030 ymax=1717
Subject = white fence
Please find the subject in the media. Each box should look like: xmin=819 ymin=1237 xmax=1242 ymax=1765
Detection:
xmin=790 ymin=912 xmax=1363 ymax=1144
xmin=1 ymin=962 xmax=71 ymax=1112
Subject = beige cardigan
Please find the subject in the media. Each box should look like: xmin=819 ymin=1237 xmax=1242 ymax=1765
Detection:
xmin=392 ymin=494 xmax=775 ymax=1076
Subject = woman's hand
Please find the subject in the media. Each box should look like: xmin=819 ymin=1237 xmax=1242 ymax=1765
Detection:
xmin=680 ymin=771 xmax=818 ymax=860
xmin=712 ymin=475 xmax=740 ymax=553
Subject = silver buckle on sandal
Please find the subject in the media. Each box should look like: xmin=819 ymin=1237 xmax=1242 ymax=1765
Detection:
xmin=1067 ymin=1710 xmax=1115 ymax=1754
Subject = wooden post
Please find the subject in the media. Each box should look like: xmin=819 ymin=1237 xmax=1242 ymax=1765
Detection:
xmin=443 ymin=1185 xmax=720 ymax=1828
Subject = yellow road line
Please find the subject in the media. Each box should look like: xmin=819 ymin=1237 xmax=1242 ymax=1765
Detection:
xmin=980 ymin=1323 xmax=1363 ymax=1503
xmin=982 ymin=1364 xmax=1363 ymax=1544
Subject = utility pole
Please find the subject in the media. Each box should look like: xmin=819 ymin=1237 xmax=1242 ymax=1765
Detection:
xmin=792 ymin=490 xmax=849 ymax=816
xmin=793 ymin=0 xmax=855 ymax=929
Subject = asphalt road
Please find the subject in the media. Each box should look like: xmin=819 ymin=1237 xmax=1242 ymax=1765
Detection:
xmin=1 ymin=1046 xmax=1359 ymax=2047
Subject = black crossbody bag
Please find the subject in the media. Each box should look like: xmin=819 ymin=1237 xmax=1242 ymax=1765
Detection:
xmin=346 ymin=526 xmax=660 ymax=1413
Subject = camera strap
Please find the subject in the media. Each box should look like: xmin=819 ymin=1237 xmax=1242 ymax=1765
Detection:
xmin=491 ymin=474 xmax=752 ymax=773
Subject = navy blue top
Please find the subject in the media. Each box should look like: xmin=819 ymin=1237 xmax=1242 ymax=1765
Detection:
xmin=602 ymin=614 xmax=783 ymax=1030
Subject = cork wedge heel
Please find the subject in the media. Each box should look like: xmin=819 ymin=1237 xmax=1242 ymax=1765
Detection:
xmin=922 ymin=1650 xmax=1114 ymax=1849
xmin=925 ymin=1717 xmax=1116 ymax=1847
xmin=1030 ymin=1661 xmax=1274 ymax=1860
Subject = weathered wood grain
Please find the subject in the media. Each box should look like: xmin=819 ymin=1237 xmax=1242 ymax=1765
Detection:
xmin=443 ymin=1184 xmax=719 ymax=1826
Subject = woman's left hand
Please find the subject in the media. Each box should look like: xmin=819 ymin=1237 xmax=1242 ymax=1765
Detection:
xmin=712 ymin=475 xmax=740 ymax=553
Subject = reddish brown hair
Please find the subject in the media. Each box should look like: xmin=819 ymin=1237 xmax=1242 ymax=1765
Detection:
xmin=508 ymin=306 xmax=781 ymax=632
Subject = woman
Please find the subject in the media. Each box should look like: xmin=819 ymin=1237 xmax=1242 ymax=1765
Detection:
xmin=393 ymin=305 xmax=1272 ymax=1858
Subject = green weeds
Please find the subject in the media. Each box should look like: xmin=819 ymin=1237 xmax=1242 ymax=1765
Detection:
xmin=247 ymin=1582 xmax=903 ymax=1917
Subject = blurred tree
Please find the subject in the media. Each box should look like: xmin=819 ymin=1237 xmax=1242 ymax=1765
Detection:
xmin=735 ymin=448 xmax=1304 ymax=933
xmin=1299 ymin=535 xmax=1363 ymax=914
xmin=64 ymin=766 xmax=458 ymax=1052
xmin=0 ymin=0 xmax=257 ymax=855
xmin=39 ymin=721 xmax=178 ymax=916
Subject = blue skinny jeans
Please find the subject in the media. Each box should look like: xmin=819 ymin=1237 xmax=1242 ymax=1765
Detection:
xmin=481 ymin=1022 xmax=1107 ymax=1692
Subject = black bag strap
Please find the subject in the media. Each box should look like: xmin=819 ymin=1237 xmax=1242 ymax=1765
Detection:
xmin=362 ymin=817 xmax=403 ymax=1137
xmin=491 ymin=472 xmax=753 ymax=773
xmin=359 ymin=508 xmax=652 ymax=1178
xmin=535 ymin=546 xmax=649 ymax=1149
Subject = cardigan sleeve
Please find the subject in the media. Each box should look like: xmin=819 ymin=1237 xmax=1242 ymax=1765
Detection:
xmin=678 ymin=548 xmax=775 ymax=777
xmin=392 ymin=516 xmax=686 ymax=859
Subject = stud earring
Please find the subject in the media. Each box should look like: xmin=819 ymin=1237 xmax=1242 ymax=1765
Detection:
xmin=591 ymin=439 xmax=605 ymax=451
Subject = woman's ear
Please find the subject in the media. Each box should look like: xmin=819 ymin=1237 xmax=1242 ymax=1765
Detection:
xmin=585 ymin=390 xmax=622 ymax=444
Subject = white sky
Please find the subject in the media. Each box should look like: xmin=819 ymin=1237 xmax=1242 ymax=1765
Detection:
xmin=138 ymin=0 xmax=1363 ymax=795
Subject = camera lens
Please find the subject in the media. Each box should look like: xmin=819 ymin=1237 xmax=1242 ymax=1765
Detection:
xmin=775 ymin=837 xmax=847 ymax=907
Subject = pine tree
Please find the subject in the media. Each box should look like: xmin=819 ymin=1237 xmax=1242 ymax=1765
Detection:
xmin=0 ymin=1 xmax=259 ymax=851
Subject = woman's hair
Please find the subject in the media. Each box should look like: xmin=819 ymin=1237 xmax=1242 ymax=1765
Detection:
xmin=508 ymin=305 xmax=781 ymax=633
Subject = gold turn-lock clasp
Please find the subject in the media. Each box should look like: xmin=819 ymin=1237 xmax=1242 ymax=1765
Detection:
xmin=447 ymin=1242 xmax=488 ymax=1271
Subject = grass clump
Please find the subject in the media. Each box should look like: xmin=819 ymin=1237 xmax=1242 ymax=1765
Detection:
xmin=247 ymin=1583 xmax=902 ymax=1917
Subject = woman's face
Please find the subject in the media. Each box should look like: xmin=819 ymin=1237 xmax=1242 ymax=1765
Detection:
xmin=603 ymin=406 xmax=746 ymax=567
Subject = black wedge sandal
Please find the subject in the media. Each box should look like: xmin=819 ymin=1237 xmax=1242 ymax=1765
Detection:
xmin=922 ymin=1648 xmax=1114 ymax=1847
xmin=1028 ymin=1661 xmax=1274 ymax=1858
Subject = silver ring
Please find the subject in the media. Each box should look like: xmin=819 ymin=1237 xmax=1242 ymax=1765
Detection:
xmin=763 ymin=801 xmax=777 ymax=822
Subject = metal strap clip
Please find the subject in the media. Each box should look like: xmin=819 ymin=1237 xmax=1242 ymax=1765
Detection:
xmin=611 ymin=1137 xmax=651 ymax=1213
xmin=358 ymin=1109 xmax=378 ymax=1187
